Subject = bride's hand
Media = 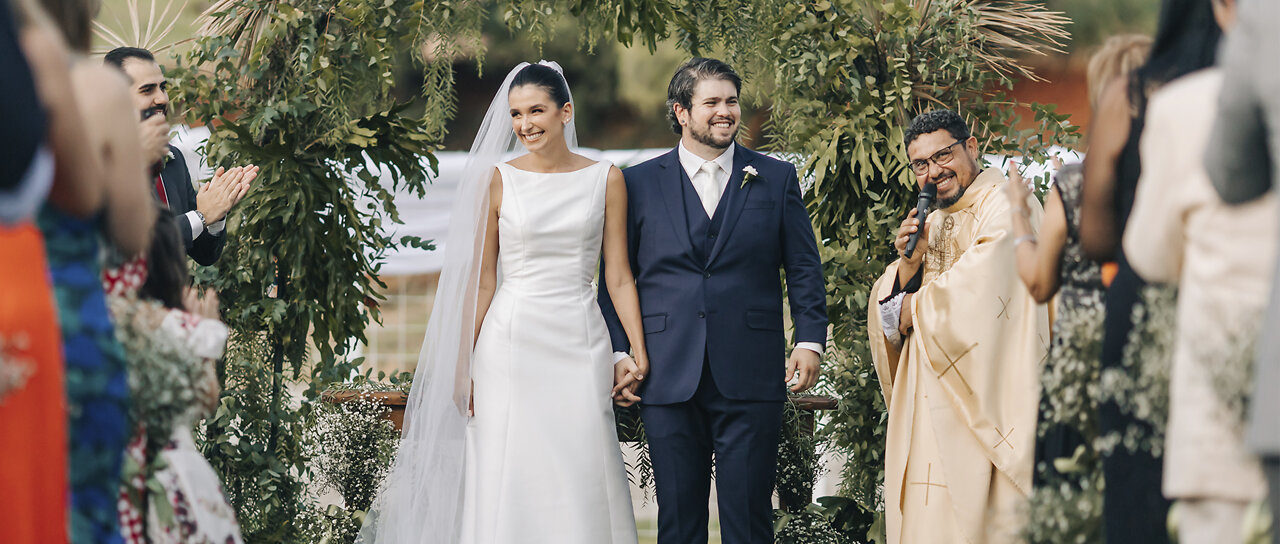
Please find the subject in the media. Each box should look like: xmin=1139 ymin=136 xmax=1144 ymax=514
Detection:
xmin=612 ymin=357 xmax=643 ymax=407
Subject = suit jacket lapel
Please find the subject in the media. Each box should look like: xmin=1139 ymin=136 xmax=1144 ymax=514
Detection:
xmin=706 ymin=147 xmax=754 ymax=265
xmin=655 ymin=149 xmax=697 ymax=260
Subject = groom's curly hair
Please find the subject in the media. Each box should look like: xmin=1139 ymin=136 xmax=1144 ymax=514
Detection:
xmin=666 ymin=58 xmax=742 ymax=135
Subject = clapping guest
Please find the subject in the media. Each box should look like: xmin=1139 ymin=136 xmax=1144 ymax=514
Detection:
xmin=1126 ymin=1 xmax=1273 ymax=541
xmin=104 ymin=46 xmax=258 ymax=266
xmin=1002 ymin=34 xmax=1148 ymax=495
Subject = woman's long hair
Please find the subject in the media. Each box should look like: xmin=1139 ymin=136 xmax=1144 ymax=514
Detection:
xmin=139 ymin=207 xmax=189 ymax=309
xmin=1132 ymin=0 xmax=1222 ymax=108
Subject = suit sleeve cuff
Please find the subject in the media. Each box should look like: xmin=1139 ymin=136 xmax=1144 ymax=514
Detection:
xmin=206 ymin=218 xmax=226 ymax=235
xmin=794 ymin=342 xmax=824 ymax=356
xmin=612 ymin=351 xmax=630 ymax=364
xmin=185 ymin=211 xmax=205 ymax=240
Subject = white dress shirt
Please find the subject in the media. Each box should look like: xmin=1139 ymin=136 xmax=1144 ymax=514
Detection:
xmin=613 ymin=142 xmax=822 ymax=364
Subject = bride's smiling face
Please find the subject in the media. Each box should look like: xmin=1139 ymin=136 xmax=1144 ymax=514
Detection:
xmin=509 ymin=84 xmax=573 ymax=152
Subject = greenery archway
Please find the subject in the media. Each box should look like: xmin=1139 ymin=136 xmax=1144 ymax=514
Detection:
xmin=171 ymin=1 xmax=1073 ymax=541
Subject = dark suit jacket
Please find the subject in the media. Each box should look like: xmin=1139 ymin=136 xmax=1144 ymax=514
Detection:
xmin=598 ymin=145 xmax=827 ymax=404
xmin=158 ymin=145 xmax=224 ymax=266
xmin=1206 ymin=0 xmax=1280 ymax=455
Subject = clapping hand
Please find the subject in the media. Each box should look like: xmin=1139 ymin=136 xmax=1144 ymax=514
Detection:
xmin=1004 ymin=159 xmax=1033 ymax=205
xmin=612 ymin=355 xmax=647 ymax=407
xmin=197 ymin=165 xmax=259 ymax=224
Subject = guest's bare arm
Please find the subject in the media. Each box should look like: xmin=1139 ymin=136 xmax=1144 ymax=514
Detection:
xmin=1005 ymin=166 xmax=1066 ymax=303
xmin=20 ymin=26 xmax=102 ymax=217
xmin=1080 ymin=77 xmax=1133 ymax=261
xmin=72 ymin=63 xmax=154 ymax=256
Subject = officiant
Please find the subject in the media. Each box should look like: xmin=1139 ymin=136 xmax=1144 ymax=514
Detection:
xmin=866 ymin=110 xmax=1050 ymax=544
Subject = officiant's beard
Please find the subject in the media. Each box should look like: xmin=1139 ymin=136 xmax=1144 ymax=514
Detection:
xmin=690 ymin=120 xmax=736 ymax=150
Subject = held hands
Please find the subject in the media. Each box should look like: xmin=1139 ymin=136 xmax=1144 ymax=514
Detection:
xmin=785 ymin=348 xmax=821 ymax=393
xmin=611 ymin=355 xmax=647 ymax=407
xmin=139 ymin=115 xmax=171 ymax=167
xmin=196 ymin=165 xmax=259 ymax=224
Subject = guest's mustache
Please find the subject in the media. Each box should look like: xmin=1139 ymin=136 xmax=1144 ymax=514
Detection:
xmin=141 ymin=105 xmax=167 ymax=120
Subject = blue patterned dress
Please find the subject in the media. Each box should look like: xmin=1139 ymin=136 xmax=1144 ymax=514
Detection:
xmin=38 ymin=205 xmax=130 ymax=544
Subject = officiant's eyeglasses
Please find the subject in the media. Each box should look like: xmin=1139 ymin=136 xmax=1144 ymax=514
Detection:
xmin=909 ymin=141 xmax=963 ymax=175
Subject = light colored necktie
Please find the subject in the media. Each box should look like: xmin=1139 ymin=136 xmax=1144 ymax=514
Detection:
xmin=693 ymin=160 xmax=722 ymax=217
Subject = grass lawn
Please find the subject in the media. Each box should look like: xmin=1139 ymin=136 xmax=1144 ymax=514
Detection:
xmin=636 ymin=518 xmax=721 ymax=544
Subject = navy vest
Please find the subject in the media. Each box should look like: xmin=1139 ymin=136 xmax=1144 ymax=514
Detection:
xmin=679 ymin=166 xmax=729 ymax=263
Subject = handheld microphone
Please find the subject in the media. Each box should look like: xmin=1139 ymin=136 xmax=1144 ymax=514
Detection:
xmin=903 ymin=183 xmax=937 ymax=259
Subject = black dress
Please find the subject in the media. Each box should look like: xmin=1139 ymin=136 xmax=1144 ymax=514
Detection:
xmin=1098 ymin=112 xmax=1173 ymax=544
xmin=1034 ymin=164 xmax=1105 ymax=489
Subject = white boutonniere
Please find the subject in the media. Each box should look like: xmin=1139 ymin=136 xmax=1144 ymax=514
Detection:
xmin=162 ymin=149 xmax=175 ymax=167
xmin=740 ymin=165 xmax=759 ymax=189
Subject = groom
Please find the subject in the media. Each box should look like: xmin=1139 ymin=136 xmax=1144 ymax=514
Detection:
xmin=600 ymin=58 xmax=828 ymax=543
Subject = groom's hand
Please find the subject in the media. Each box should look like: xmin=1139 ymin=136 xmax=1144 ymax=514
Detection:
xmin=785 ymin=348 xmax=821 ymax=393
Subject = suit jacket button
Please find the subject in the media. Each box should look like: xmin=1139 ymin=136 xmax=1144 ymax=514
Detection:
xmin=697 ymin=311 xmax=705 ymax=318
xmin=703 ymin=272 xmax=711 ymax=278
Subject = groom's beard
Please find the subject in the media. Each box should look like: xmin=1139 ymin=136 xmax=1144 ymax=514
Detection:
xmin=690 ymin=118 xmax=737 ymax=149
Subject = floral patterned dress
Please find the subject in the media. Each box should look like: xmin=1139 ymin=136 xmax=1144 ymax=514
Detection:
xmin=38 ymin=204 xmax=131 ymax=544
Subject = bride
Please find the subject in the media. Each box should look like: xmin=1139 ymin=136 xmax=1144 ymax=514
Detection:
xmin=358 ymin=61 xmax=649 ymax=544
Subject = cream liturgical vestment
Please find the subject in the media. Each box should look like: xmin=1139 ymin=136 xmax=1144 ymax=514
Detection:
xmin=867 ymin=168 xmax=1050 ymax=544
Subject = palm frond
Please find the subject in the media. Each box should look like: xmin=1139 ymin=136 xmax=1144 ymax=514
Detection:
xmin=963 ymin=0 xmax=1070 ymax=82
xmin=195 ymin=0 xmax=279 ymax=61
xmin=91 ymin=0 xmax=192 ymax=56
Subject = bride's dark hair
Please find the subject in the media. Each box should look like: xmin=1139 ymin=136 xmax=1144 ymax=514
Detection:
xmin=510 ymin=63 xmax=571 ymax=107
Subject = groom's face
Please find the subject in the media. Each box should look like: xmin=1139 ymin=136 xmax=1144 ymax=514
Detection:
xmin=678 ymin=78 xmax=740 ymax=150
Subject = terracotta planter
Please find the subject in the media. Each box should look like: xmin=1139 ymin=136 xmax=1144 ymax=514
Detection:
xmin=319 ymin=390 xmax=409 ymax=430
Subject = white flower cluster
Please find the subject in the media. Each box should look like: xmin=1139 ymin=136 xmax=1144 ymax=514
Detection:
xmin=0 ymin=333 xmax=33 ymax=404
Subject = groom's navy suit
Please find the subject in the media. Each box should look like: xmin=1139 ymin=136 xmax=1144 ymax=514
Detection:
xmin=600 ymin=144 xmax=827 ymax=543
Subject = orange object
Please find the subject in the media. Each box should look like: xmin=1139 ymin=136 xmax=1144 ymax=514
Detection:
xmin=0 ymin=222 xmax=69 ymax=544
xmin=1100 ymin=261 xmax=1119 ymax=288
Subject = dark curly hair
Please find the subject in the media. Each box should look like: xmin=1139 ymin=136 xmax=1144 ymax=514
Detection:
xmin=903 ymin=110 xmax=972 ymax=149
xmin=665 ymin=57 xmax=742 ymax=135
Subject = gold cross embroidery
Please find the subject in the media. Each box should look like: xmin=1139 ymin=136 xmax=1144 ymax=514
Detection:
xmin=909 ymin=463 xmax=947 ymax=506
xmin=933 ymin=339 xmax=978 ymax=395
xmin=994 ymin=426 xmax=1015 ymax=451
xmin=997 ymin=296 xmax=1011 ymax=320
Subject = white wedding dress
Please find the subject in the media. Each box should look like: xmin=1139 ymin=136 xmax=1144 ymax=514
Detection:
xmin=458 ymin=160 xmax=637 ymax=544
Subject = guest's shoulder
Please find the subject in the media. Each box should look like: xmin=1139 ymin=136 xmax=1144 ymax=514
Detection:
xmin=1149 ymin=68 xmax=1223 ymax=120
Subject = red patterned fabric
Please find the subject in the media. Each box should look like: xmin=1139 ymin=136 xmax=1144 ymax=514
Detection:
xmin=103 ymin=256 xmax=148 ymax=297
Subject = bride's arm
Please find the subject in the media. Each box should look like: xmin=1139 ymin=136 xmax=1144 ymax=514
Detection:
xmin=474 ymin=169 xmax=502 ymax=347
xmin=602 ymin=167 xmax=649 ymax=380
